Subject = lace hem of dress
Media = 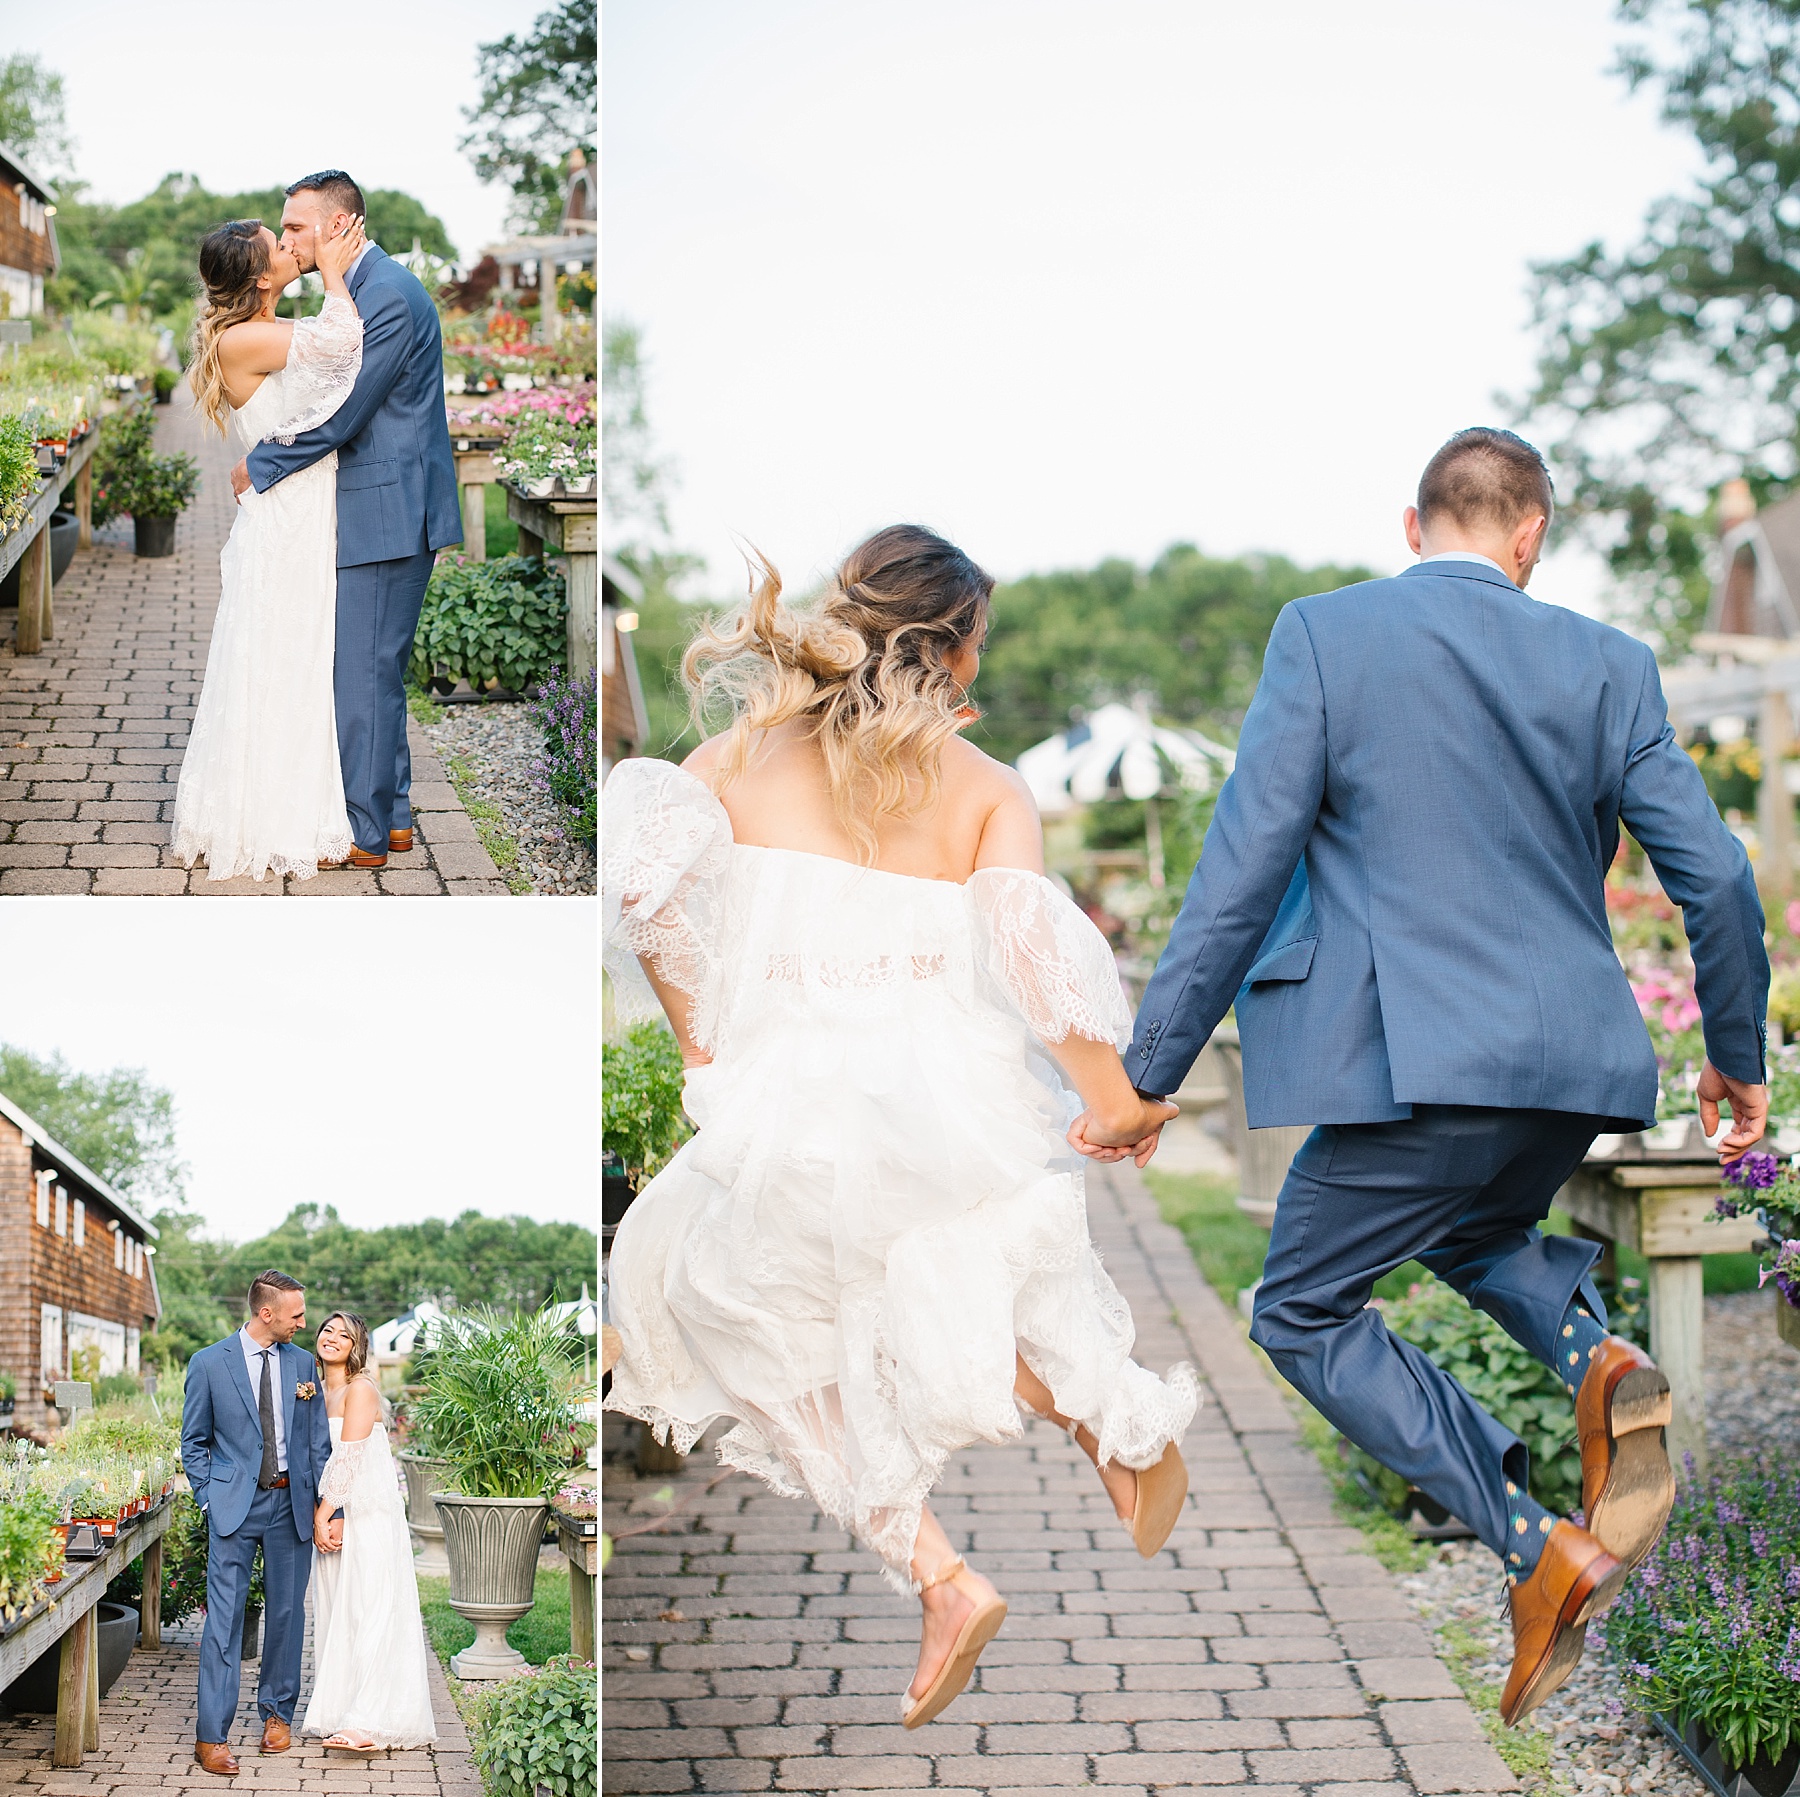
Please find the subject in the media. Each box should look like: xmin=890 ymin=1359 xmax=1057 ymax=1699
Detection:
xmin=171 ymin=823 xmax=357 ymax=884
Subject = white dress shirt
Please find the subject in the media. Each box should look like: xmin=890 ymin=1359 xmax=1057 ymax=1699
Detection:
xmin=238 ymin=1326 xmax=288 ymax=1472
xmin=1421 ymin=550 xmax=1508 ymax=576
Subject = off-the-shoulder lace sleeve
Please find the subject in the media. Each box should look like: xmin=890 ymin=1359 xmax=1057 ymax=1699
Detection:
xmin=602 ymin=757 xmax=734 ymax=1046
xmin=318 ymin=1436 xmax=365 ymax=1509
xmin=266 ymin=293 xmax=364 ymax=444
xmin=966 ymin=868 xmax=1133 ymax=1051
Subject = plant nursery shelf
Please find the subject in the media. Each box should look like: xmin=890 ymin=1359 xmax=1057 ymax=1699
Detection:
xmin=0 ymin=1494 xmax=171 ymax=1770
xmin=505 ymin=483 xmax=596 ymax=682
xmin=0 ymin=425 xmax=100 ymax=656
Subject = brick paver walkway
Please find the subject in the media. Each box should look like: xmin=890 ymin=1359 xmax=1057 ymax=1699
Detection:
xmin=0 ymin=392 xmax=508 ymax=894
xmin=0 ymin=1611 xmax=477 ymax=1795
xmin=602 ymin=1163 xmax=1519 ymax=1795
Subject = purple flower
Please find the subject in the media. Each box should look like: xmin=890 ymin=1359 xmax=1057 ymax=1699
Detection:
xmin=1725 ymin=1149 xmax=1781 ymax=1189
xmin=1780 ymin=1625 xmax=1800 ymax=1683
xmin=1785 ymin=1564 xmax=1800 ymax=1597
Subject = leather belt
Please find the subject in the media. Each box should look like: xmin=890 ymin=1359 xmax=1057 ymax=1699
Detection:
xmin=260 ymin=1474 xmax=290 ymax=1490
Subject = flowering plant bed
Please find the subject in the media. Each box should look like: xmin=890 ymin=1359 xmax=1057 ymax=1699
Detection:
xmin=446 ymin=380 xmax=594 ymax=439
xmin=1609 ymin=1458 xmax=1800 ymax=1782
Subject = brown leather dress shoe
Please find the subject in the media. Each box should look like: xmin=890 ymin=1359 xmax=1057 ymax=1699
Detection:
xmin=195 ymin=1742 xmax=240 ymax=1776
xmin=1575 ymin=1335 xmax=1674 ymax=1573
xmin=1500 ymin=1519 xmax=1626 ymax=1726
xmin=261 ymin=1716 xmax=291 ymax=1754
xmin=320 ymin=846 xmax=388 ymax=870
xmin=389 ymin=828 xmax=413 ymax=853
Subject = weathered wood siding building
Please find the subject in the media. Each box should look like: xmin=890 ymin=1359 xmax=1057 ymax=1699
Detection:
xmin=0 ymin=141 xmax=59 ymax=320
xmin=0 ymin=1091 xmax=160 ymax=1432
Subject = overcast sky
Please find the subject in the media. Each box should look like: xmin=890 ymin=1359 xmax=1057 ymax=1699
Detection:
xmin=605 ymin=0 xmax=1704 ymax=617
xmin=0 ymin=902 xmax=596 ymax=1244
xmin=1 ymin=0 xmax=553 ymax=263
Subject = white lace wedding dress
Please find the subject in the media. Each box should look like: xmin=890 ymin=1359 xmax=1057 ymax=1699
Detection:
xmin=170 ymin=294 xmax=362 ymax=881
xmin=602 ymin=757 xmax=1199 ymax=1588
xmin=302 ymin=1382 xmax=436 ymax=1748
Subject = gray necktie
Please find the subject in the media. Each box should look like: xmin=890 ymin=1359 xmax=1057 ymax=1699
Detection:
xmin=257 ymin=1349 xmax=280 ymax=1488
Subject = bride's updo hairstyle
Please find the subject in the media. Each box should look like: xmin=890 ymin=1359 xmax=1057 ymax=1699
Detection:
xmin=683 ymin=524 xmax=995 ymax=861
xmin=316 ymin=1310 xmax=372 ymax=1381
xmin=191 ymin=218 xmax=271 ymax=434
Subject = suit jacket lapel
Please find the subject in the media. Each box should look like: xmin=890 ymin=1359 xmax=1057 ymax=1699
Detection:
xmin=225 ymin=1335 xmax=263 ymax=1440
xmin=279 ymin=1342 xmax=298 ymax=1464
xmin=348 ymin=245 xmax=386 ymax=300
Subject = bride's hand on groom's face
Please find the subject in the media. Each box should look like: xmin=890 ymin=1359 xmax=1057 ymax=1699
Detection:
xmin=315 ymin=216 xmax=366 ymax=282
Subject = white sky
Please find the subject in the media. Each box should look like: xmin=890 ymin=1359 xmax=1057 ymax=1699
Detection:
xmin=0 ymin=902 xmax=597 ymax=1244
xmin=0 ymin=0 xmax=557 ymax=263
xmin=604 ymin=0 xmax=1705 ymax=618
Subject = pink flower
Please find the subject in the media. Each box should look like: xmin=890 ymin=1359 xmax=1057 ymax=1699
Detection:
xmin=1662 ymin=997 xmax=1701 ymax=1032
xmin=1788 ymin=901 xmax=1800 ymax=936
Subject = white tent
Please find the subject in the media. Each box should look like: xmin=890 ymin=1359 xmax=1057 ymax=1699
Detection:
xmin=1016 ymin=701 xmax=1235 ymax=818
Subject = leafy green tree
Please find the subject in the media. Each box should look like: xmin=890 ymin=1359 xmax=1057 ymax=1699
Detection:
xmin=1521 ymin=0 xmax=1800 ymax=652
xmin=461 ymin=0 xmax=597 ymax=233
xmin=0 ymin=1043 xmax=186 ymax=1204
xmin=0 ymin=54 xmax=74 ymax=181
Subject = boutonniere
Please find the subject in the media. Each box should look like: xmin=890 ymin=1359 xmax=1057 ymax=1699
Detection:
xmin=295 ymin=1381 xmax=317 ymax=1401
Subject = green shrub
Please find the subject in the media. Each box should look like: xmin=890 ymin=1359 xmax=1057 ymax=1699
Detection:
xmin=601 ymin=1022 xmax=688 ymax=1181
xmin=410 ymin=555 xmax=568 ymax=696
xmin=150 ymin=1490 xmax=263 ymax=1623
xmin=0 ymin=1487 xmax=61 ymax=1624
xmin=466 ymin=1655 xmax=595 ymax=1797
xmin=87 ymin=403 xmax=198 ymax=521
xmin=0 ymin=413 xmax=37 ymax=532
xmin=1357 ymin=1273 xmax=1582 ymax=1515
xmin=94 ymin=1373 xmax=141 ymax=1406
xmin=1609 ymin=1457 xmax=1800 ymax=1772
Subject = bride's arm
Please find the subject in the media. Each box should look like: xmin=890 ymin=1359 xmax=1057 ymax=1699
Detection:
xmin=314 ymin=1380 xmax=380 ymax=1544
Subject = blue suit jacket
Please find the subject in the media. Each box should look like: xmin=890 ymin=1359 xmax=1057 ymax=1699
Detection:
xmin=180 ymin=1334 xmax=331 ymax=1539
xmin=245 ymin=246 xmax=462 ymax=566
xmin=1129 ymin=561 xmax=1769 ymax=1129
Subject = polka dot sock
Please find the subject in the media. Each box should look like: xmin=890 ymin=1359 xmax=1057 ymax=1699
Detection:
xmin=1504 ymin=1479 xmax=1558 ymax=1583
xmin=1555 ymin=1300 xmax=1611 ymax=1397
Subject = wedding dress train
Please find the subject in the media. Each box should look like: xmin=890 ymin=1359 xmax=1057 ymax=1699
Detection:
xmin=302 ymin=1384 xmax=437 ymax=1748
xmin=602 ymin=757 xmax=1199 ymax=1589
xmin=170 ymin=293 xmax=362 ymax=880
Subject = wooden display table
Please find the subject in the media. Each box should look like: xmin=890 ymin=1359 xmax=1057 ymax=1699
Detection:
xmin=506 ymin=486 xmax=596 ymax=680
xmin=0 ymin=427 xmax=99 ymax=655
xmin=449 ymin=437 xmax=504 ymax=560
xmin=1554 ymin=1155 xmax=1758 ymax=1469
xmin=0 ymin=1496 xmax=172 ymax=1769
xmin=553 ymin=1511 xmax=597 ymax=1662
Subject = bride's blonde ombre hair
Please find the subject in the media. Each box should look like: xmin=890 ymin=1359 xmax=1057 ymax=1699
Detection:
xmin=684 ymin=524 xmax=995 ymax=861
xmin=190 ymin=219 xmax=270 ymax=434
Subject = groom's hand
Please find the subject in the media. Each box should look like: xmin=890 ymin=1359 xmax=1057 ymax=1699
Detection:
xmin=1697 ymin=1058 xmax=1769 ymax=1159
xmin=1067 ymin=1095 xmax=1179 ymax=1169
xmin=230 ymin=458 xmax=252 ymax=501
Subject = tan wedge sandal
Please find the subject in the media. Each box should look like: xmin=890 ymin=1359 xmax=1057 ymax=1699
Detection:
xmin=1126 ymin=1440 xmax=1189 ymax=1559
xmin=900 ymin=1556 xmax=1008 ymax=1730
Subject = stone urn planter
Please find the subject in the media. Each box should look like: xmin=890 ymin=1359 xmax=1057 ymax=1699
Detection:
xmin=400 ymin=1452 xmax=453 ymax=1543
xmin=433 ymin=1492 xmax=548 ymax=1679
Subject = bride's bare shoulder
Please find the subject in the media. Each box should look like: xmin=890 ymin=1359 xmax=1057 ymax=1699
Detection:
xmin=942 ymin=734 xmax=1034 ymax=809
xmin=342 ymin=1377 xmax=381 ymax=1422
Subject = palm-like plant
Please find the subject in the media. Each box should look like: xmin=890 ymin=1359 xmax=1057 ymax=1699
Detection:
xmin=409 ymin=1307 xmax=586 ymax=1499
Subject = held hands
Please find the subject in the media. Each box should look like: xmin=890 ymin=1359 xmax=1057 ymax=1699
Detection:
xmin=313 ymin=1506 xmax=344 ymax=1553
xmin=315 ymin=215 xmax=366 ymax=284
xmin=1697 ymin=1058 xmax=1770 ymax=1161
xmin=230 ymin=458 xmax=251 ymax=502
xmin=1067 ymin=1093 xmax=1180 ymax=1169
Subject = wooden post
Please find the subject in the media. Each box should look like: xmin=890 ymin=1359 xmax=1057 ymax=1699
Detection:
xmin=14 ymin=521 xmax=44 ymax=655
xmin=83 ymin=1605 xmax=99 ymax=1751
xmin=565 ymin=545 xmax=596 ymax=680
xmin=39 ymin=514 xmax=54 ymax=644
xmin=517 ymin=525 xmax=544 ymax=562
xmin=140 ymin=1536 xmax=163 ymax=1649
xmin=1647 ymin=1254 xmax=1707 ymax=1472
xmin=461 ymin=482 xmax=487 ymax=561
xmin=1569 ymin=1220 xmax=1618 ymax=1287
xmin=1760 ymin=683 xmax=1795 ymax=900
xmin=53 ymin=1609 xmax=90 ymax=1767
xmin=566 ymin=1547 xmax=594 ymax=1661
xmin=74 ymin=458 xmax=92 ymax=548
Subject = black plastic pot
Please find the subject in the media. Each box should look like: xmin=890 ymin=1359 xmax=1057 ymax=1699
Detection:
xmin=133 ymin=515 xmax=176 ymax=558
xmin=603 ymin=1152 xmax=637 ymax=1234
xmin=1657 ymin=1713 xmax=1800 ymax=1797
xmin=0 ymin=1602 xmax=140 ymax=1712
xmin=0 ymin=512 xmax=78 ymax=609
xmin=0 ymin=1398 xmax=13 ymax=1422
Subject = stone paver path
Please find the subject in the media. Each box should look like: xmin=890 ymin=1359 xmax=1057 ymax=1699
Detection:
xmin=602 ymin=1163 xmax=1519 ymax=1796
xmin=0 ymin=1612 xmax=476 ymax=1795
xmin=0 ymin=391 xmax=508 ymax=894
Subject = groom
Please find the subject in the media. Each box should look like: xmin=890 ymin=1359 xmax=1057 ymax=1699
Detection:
xmin=1101 ymin=428 xmax=1770 ymax=1723
xmin=181 ymin=1270 xmax=335 ymax=1777
xmin=230 ymin=169 xmax=462 ymax=870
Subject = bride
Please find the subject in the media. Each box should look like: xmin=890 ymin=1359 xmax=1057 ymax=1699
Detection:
xmin=170 ymin=215 xmax=366 ymax=880
xmin=302 ymin=1312 xmax=436 ymax=1753
xmin=604 ymin=524 xmax=1198 ymax=1731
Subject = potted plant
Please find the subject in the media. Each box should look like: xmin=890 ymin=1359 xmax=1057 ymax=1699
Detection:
xmin=118 ymin=447 xmax=200 ymax=559
xmin=395 ymin=1406 xmax=453 ymax=1554
xmin=1712 ymin=1152 xmax=1800 ymax=1348
xmin=152 ymin=366 xmax=180 ymax=406
xmin=409 ymin=1306 xmax=585 ymax=1679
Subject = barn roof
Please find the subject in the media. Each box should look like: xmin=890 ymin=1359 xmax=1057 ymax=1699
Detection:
xmin=0 ymin=1088 xmax=159 ymax=1240
xmin=0 ymin=140 xmax=57 ymax=203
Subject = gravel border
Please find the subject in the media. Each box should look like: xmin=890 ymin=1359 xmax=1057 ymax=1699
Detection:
xmin=1385 ymin=1288 xmax=1797 ymax=1795
xmin=416 ymin=699 xmax=595 ymax=896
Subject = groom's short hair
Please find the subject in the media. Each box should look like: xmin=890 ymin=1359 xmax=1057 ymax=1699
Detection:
xmin=285 ymin=169 xmax=365 ymax=220
xmin=1418 ymin=428 xmax=1554 ymax=534
xmin=247 ymin=1268 xmax=304 ymax=1316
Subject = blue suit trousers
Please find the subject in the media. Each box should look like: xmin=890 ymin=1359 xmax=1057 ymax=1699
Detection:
xmin=1249 ymin=1106 xmax=1607 ymax=1554
xmin=335 ymin=548 xmax=436 ymax=852
xmin=196 ymin=1484 xmax=311 ymax=1743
